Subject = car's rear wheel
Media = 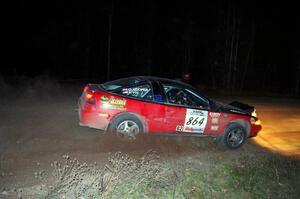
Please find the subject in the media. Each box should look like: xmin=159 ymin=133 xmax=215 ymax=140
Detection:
xmin=219 ymin=123 xmax=247 ymax=149
xmin=107 ymin=113 xmax=144 ymax=139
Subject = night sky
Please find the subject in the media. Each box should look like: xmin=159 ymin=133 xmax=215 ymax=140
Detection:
xmin=3 ymin=0 xmax=300 ymax=95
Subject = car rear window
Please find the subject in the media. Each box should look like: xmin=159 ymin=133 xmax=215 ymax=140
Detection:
xmin=120 ymin=84 xmax=153 ymax=100
xmin=101 ymin=78 xmax=153 ymax=101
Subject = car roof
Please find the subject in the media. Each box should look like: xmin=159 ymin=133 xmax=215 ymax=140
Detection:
xmin=134 ymin=76 xmax=211 ymax=102
xmin=103 ymin=76 xmax=192 ymax=89
xmin=131 ymin=76 xmax=192 ymax=88
xmin=102 ymin=76 xmax=211 ymax=104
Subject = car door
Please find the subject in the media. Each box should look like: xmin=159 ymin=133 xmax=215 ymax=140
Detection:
xmin=161 ymin=83 xmax=210 ymax=134
xmin=142 ymin=80 xmax=169 ymax=132
xmin=113 ymin=81 xmax=168 ymax=133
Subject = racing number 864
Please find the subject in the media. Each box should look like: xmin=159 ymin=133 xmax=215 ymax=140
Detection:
xmin=186 ymin=117 xmax=204 ymax=126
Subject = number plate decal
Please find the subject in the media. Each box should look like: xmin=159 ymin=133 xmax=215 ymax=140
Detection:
xmin=183 ymin=109 xmax=208 ymax=133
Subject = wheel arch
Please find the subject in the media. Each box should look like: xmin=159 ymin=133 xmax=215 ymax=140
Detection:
xmin=227 ymin=119 xmax=250 ymax=137
xmin=106 ymin=111 xmax=149 ymax=133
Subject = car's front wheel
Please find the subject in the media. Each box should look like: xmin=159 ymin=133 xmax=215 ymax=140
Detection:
xmin=219 ymin=123 xmax=247 ymax=149
xmin=107 ymin=113 xmax=144 ymax=139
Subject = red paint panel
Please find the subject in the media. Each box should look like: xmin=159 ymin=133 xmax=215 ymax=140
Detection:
xmin=165 ymin=105 xmax=187 ymax=133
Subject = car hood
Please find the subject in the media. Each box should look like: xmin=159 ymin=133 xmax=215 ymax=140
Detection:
xmin=212 ymin=101 xmax=253 ymax=116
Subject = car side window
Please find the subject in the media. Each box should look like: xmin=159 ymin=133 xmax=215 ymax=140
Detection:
xmin=118 ymin=84 xmax=153 ymax=100
xmin=162 ymin=84 xmax=208 ymax=108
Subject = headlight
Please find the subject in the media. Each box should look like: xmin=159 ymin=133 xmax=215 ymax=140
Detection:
xmin=250 ymin=117 xmax=261 ymax=125
xmin=251 ymin=109 xmax=257 ymax=117
xmin=254 ymin=119 xmax=261 ymax=125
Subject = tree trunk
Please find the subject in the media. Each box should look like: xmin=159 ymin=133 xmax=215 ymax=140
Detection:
xmin=227 ymin=13 xmax=236 ymax=92
xmin=85 ymin=13 xmax=91 ymax=79
xmin=232 ymin=18 xmax=240 ymax=93
xmin=240 ymin=20 xmax=255 ymax=92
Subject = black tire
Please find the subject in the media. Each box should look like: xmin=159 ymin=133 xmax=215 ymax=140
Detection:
xmin=106 ymin=113 xmax=144 ymax=139
xmin=219 ymin=123 xmax=247 ymax=149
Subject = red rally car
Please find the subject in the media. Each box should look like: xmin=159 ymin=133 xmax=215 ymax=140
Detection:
xmin=78 ymin=76 xmax=262 ymax=149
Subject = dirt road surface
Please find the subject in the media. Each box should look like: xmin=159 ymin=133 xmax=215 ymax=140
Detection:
xmin=0 ymin=84 xmax=299 ymax=194
xmin=252 ymin=99 xmax=300 ymax=158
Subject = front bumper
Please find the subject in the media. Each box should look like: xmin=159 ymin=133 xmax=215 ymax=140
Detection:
xmin=249 ymin=124 xmax=262 ymax=137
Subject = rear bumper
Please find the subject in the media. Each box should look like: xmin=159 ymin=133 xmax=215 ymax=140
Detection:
xmin=78 ymin=101 xmax=109 ymax=130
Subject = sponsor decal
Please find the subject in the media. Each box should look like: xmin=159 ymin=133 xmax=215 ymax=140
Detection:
xmin=109 ymin=98 xmax=126 ymax=106
xmin=184 ymin=127 xmax=193 ymax=131
xmin=98 ymin=113 xmax=109 ymax=118
xmin=121 ymin=89 xmax=129 ymax=94
xmin=183 ymin=109 xmax=208 ymax=133
xmin=176 ymin=125 xmax=183 ymax=132
xmin=189 ymin=110 xmax=204 ymax=116
xmin=209 ymin=112 xmax=221 ymax=118
xmin=210 ymin=112 xmax=220 ymax=124
xmin=184 ymin=127 xmax=203 ymax=132
xmin=100 ymin=96 xmax=126 ymax=110
xmin=211 ymin=118 xmax=219 ymax=124
xmin=101 ymin=96 xmax=109 ymax=101
xmin=106 ymin=106 xmax=126 ymax=111
xmin=121 ymin=87 xmax=150 ymax=96
xmin=211 ymin=125 xmax=219 ymax=131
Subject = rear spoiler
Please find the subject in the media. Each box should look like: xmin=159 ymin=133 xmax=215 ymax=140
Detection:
xmin=229 ymin=101 xmax=254 ymax=114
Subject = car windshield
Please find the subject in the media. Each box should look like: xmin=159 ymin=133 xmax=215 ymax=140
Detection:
xmin=162 ymin=83 xmax=210 ymax=108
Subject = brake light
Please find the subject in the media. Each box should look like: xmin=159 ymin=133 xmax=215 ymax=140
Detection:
xmin=85 ymin=92 xmax=93 ymax=100
xmin=85 ymin=92 xmax=95 ymax=104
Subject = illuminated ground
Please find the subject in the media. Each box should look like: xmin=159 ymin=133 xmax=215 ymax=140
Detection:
xmin=251 ymin=99 xmax=300 ymax=159
xmin=213 ymin=97 xmax=300 ymax=159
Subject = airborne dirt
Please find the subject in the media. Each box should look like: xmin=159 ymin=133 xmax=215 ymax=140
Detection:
xmin=0 ymin=81 xmax=299 ymax=197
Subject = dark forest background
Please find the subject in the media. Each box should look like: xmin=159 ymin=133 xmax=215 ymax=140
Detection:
xmin=3 ymin=0 xmax=300 ymax=96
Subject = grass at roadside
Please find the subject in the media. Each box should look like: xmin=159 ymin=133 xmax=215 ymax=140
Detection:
xmin=169 ymin=155 xmax=299 ymax=199
xmin=9 ymin=148 xmax=299 ymax=199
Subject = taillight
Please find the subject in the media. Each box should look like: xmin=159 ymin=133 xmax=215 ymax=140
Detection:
xmin=84 ymin=91 xmax=96 ymax=104
xmin=85 ymin=92 xmax=93 ymax=100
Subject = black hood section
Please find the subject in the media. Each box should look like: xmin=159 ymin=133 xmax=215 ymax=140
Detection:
xmin=229 ymin=101 xmax=254 ymax=114
xmin=211 ymin=101 xmax=253 ymax=116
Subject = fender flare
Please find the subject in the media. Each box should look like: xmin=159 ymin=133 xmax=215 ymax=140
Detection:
xmin=226 ymin=119 xmax=251 ymax=137
xmin=106 ymin=112 xmax=149 ymax=133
